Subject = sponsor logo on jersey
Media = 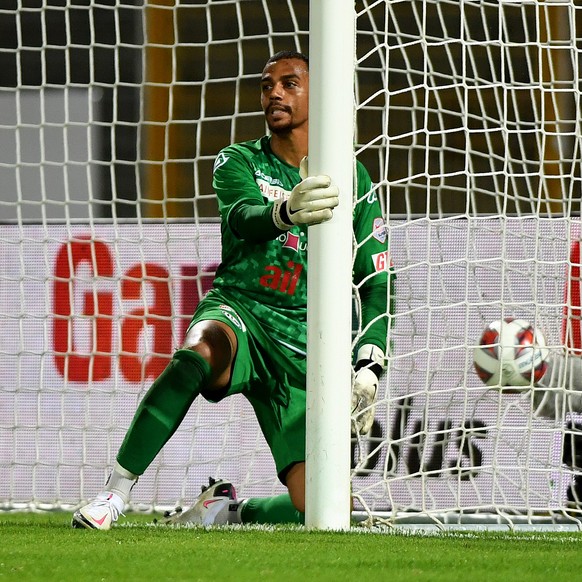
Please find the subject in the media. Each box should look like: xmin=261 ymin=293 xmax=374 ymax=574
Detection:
xmin=254 ymin=169 xmax=284 ymax=187
xmin=219 ymin=304 xmax=247 ymax=331
xmin=278 ymin=231 xmax=307 ymax=253
xmin=259 ymin=261 xmax=304 ymax=295
xmin=214 ymin=152 xmax=229 ymax=171
xmin=282 ymin=232 xmax=300 ymax=251
xmin=256 ymin=178 xmax=292 ymax=201
xmin=373 ymin=217 xmax=387 ymax=243
xmin=371 ymin=250 xmax=391 ymax=272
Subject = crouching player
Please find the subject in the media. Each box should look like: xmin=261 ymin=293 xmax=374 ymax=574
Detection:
xmin=71 ymin=50 xmax=392 ymax=530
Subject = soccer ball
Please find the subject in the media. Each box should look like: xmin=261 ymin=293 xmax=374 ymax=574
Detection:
xmin=473 ymin=318 xmax=549 ymax=387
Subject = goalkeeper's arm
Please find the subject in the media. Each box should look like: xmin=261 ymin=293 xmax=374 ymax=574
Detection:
xmin=351 ymin=281 xmax=390 ymax=435
xmin=227 ymin=172 xmax=339 ymax=242
xmin=220 ymin=154 xmax=338 ymax=243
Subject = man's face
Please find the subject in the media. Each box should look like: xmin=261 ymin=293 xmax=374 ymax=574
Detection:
xmin=260 ymin=58 xmax=309 ymax=134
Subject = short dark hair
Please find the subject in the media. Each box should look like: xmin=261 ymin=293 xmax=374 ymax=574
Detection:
xmin=265 ymin=51 xmax=309 ymax=69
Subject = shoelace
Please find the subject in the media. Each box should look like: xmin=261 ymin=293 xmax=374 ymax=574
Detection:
xmin=92 ymin=500 xmax=123 ymax=521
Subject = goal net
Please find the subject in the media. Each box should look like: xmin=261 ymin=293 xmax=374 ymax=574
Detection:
xmin=1 ymin=0 xmax=581 ymax=528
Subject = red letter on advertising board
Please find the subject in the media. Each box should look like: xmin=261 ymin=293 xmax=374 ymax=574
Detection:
xmin=120 ymin=263 xmax=173 ymax=382
xmin=53 ymin=238 xmax=114 ymax=381
xmin=563 ymin=241 xmax=582 ymax=354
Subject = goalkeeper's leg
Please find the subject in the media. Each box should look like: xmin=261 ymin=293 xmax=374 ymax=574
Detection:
xmin=237 ymin=462 xmax=304 ymax=524
xmin=166 ymin=465 xmax=305 ymax=526
xmin=214 ymin=493 xmax=303 ymax=524
xmin=161 ymin=383 xmax=308 ymax=528
xmin=72 ymin=320 xmax=236 ymax=530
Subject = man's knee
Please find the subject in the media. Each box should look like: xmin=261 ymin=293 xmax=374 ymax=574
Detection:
xmin=183 ymin=320 xmax=237 ymax=389
xmin=285 ymin=462 xmax=305 ymax=513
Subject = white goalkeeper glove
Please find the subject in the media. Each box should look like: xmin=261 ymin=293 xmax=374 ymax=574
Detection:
xmin=272 ymin=157 xmax=339 ymax=230
xmin=352 ymin=344 xmax=385 ymax=435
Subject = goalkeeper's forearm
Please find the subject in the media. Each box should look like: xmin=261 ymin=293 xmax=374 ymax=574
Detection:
xmin=227 ymin=202 xmax=283 ymax=243
xmin=357 ymin=282 xmax=389 ymax=357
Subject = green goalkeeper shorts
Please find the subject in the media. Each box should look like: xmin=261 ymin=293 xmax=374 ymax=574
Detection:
xmin=188 ymin=292 xmax=307 ymax=482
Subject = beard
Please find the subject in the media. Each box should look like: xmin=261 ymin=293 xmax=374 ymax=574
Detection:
xmin=267 ymin=121 xmax=293 ymax=135
xmin=265 ymin=104 xmax=297 ymax=135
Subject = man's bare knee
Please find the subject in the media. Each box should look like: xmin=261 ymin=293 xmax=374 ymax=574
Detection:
xmin=285 ymin=462 xmax=305 ymax=513
xmin=183 ymin=320 xmax=237 ymax=388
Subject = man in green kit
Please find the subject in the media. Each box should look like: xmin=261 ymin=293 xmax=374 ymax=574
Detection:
xmin=72 ymin=50 xmax=391 ymax=529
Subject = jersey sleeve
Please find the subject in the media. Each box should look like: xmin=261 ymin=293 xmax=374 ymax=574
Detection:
xmin=213 ymin=147 xmax=262 ymax=210
xmin=212 ymin=146 xmax=280 ymax=242
xmin=352 ymin=162 xmax=393 ymax=356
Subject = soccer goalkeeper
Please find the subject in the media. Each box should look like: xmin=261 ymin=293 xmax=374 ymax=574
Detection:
xmin=72 ymin=50 xmax=391 ymax=530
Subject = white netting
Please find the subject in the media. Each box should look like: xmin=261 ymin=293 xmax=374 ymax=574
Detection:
xmin=1 ymin=1 xmax=582 ymax=528
xmin=355 ymin=0 xmax=581 ymax=217
xmin=350 ymin=0 xmax=582 ymax=527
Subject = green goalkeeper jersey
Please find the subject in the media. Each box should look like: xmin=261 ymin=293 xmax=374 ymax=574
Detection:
xmin=210 ymin=135 xmax=390 ymax=357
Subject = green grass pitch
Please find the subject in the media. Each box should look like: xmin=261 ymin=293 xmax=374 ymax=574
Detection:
xmin=2 ymin=512 xmax=582 ymax=581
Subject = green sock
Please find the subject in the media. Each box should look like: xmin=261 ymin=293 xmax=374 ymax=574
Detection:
xmin=240 ymin=494 xmax=304 ymax=525
xmin=117 ymin=349 xmax=211 ymax=475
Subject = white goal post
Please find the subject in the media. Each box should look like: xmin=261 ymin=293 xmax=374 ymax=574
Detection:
xmin=305 ymin=0 xmax=355 ymax=530
xmin=1 ymin=0 xmax=581 ymax=531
